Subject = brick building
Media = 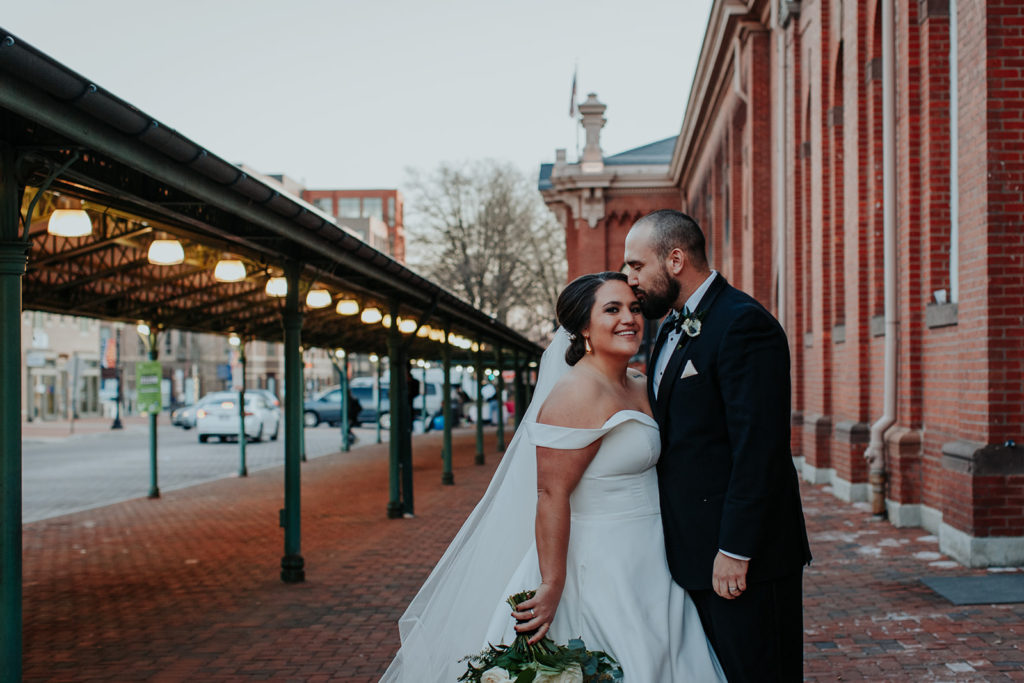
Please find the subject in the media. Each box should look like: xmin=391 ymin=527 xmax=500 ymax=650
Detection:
xmin=302 ymin=188 xmax=406 ymax=263
xmin=541 ymin=0 xmax=1024 ymax=567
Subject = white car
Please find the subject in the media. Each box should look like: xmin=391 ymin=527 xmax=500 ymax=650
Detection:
xmin=196 ymin=392 xmax=280 ymax=443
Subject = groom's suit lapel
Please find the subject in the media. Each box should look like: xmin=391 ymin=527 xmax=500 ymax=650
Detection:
xmin=654 ymin=275 xmax=729 ymax=421
xmin=647 ymin=315 xmax=674 ymax=407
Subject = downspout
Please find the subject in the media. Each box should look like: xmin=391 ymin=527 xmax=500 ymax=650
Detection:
xmin=949 ymin=0 xmax=959 ymax=303
xmin=865 ymin=0 xmax=898 ymax=518
xmin=772 ymin=0 xmax=788 ymax=330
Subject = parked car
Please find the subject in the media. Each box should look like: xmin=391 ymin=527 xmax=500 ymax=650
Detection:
xmin=171 ymin=402 xmax=199 ymax=429
xmin=303 ymin=387 xmax=344 ymax=427
xmin=174 ymin=389 xmax=280 ymax=430
xmin=196 ymin=392 xmax=280 ymax=443
xmin=350 ymin=383 xmax=390 ymax=426
xmin=347 ymin=377 xmax=454 ymax=429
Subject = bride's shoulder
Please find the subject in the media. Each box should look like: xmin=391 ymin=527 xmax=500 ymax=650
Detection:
xmin=536 ymin=368 xmax=610 ymax=429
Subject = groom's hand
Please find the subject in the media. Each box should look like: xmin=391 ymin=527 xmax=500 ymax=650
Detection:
xmin=712 ymin=551 xmax=749 ymax=600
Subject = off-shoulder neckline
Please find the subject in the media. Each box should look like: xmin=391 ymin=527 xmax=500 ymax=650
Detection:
xmin=535 ymin=408 xmax=657 ymax=431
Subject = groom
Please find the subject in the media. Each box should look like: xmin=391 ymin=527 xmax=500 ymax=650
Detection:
xmin=624 ymin=210 xmax=812 ymax=681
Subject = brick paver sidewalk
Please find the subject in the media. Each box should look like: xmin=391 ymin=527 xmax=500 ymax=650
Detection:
xmin=21 ymin=428 xmax=1024 ymax=681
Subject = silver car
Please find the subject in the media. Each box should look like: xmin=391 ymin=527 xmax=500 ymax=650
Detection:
xmin=196 ymin=393 xmax=280 ymax=443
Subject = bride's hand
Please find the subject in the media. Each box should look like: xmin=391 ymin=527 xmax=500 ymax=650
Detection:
xmin=511 ymin=582 xmax=561 ymax=644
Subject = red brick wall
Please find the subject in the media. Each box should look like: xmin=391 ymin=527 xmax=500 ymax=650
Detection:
xmin=551 ymin=0 xmax=1024 ymax=554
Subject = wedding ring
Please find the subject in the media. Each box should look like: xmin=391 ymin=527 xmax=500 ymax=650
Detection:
xmin=530 ymin=608 xmax=535 ymax=617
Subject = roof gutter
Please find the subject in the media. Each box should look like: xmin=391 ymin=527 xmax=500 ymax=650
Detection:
xmin=0 ymin=59 xmax=533 ymax=353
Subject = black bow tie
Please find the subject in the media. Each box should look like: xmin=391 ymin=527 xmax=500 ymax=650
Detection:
xmin=665 ymin=310 xmax=686 ymax=335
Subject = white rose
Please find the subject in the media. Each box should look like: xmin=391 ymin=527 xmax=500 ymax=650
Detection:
xmin=535 ymin=664 xmax=583 ymax=683
xmin=480 ymin=667 xmax=512 ymax=683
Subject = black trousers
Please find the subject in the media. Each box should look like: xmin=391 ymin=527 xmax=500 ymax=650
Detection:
xmin=688 ymin=571 xmax=804 ymax=682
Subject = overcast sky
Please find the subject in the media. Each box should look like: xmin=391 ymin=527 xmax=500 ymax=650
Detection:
xmin=5 ymin=0 xmax=713 ymax=192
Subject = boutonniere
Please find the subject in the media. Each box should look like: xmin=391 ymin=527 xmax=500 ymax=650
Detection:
xmin=675 ymin=306 xmax=706 ymax=348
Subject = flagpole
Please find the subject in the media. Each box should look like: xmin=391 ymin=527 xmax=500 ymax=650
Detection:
xmin=570 ymin=63 xmax=580 ymax=158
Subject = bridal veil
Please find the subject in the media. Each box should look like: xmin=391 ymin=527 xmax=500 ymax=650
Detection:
xmin=381 ymin=328 xmax=572 ymax=682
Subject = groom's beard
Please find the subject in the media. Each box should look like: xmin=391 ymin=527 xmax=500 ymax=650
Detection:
xmin=637 ymin=269 xmax=680 ymax=320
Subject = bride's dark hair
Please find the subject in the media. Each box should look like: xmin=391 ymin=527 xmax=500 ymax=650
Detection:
xmin=556 ymin=271 xmax=631 ymax=366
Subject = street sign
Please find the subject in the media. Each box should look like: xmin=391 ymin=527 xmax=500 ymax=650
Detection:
xmin=136 ymin=361 xmax=162 ymax=414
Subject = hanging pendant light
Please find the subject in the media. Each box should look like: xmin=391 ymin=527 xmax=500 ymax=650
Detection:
xmin=306 ymin=288 xmax=332 ymax=309
xmin=47 ymin=209 xmax=93 ymax=237
xmin=214 ymin=258 xmax=247 ymax=283
xmin=399 ymin=318 xmax=417 ymax=334
xmin=148 ymin=238 xmax=185 ymax=266
xmin=360 ymin=307 xmax=382 ymax=324
xmin=265 ymin=276 xmax=288 ymax=297
xmin=335 ymin=299 xmax=359 ymax=316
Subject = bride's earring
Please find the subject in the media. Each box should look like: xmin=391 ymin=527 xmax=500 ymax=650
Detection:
xmin=584 ymin=336 xmax=593 ymax=354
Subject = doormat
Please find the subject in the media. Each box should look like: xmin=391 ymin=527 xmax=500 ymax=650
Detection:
xmin=921 ymin=574 xmax=1024 ymax=605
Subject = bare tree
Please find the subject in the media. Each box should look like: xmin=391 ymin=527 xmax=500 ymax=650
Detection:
xmin=405 ymin=160 xmax=565 ymax=343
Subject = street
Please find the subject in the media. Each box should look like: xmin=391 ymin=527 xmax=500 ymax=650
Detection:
xmin=22 ymin=419 xmax=382 ymax=523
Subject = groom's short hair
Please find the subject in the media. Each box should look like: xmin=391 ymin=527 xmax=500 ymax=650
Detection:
xmin=640 ymin=209 xmax=708 ymax=269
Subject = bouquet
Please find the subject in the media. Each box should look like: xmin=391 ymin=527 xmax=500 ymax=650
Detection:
xmin=458 ymin=591 xmax=623 ymax=683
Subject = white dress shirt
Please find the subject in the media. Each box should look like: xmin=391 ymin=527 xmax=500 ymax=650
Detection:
xmin=652 ymin=271 xmax=717 ymax=398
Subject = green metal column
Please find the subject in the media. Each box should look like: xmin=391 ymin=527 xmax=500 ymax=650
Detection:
xmin=386 ymin=300 xmax=402 ymax=518
xmin=513 ymin=349 xmax=525 ymax=429
xmin=236 ymin=337 xmax=248 ymax=477
xmin=474 ymin=341 xmax=484 ymax=465
xmin=495 ymin=344 xmax=505 ymax=451
xmin=299 ymin=347 xmax=307 ymax=462
xmin=0 ymin=141 xmax=26 ymax=683
xmin=143 ymin=327 xmax=160 ymax=499
xmin=280 ymin=263 xmax=304 ymax=583
xmin=441 ymin=320 xmax=453 ymax=485
xmin=374 ymin=354 xmax=382 ymax=444
xmin=399 ymin=350 xmax=414 ymax=517
xmin=340 ymin=351 xmax=350 ymax=453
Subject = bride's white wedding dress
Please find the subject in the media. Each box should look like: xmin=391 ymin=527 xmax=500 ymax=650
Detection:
xmin=381 ymin=329 xmax=724 ymax=682
xmin=483 ymin=410 xmax=724 ymax=682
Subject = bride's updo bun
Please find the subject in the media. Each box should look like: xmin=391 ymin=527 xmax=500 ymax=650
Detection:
xmin=556 ymin=271 xmax=631 ymax=366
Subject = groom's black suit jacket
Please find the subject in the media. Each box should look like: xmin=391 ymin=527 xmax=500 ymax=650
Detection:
xmin=649 ymin=275 xmax=812 ymax=591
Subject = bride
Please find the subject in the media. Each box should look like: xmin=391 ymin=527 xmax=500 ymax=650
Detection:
xmin=382 ymin=272 xmax=724 ymax=682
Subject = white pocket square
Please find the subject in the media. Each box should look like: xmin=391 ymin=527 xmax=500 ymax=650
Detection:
xmin=680 ymin=359 xmax=699 ymax=379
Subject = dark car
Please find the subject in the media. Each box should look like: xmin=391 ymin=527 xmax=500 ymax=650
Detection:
xmin=351 ymin=384 xmax=390 ymax=426
xmin=303 ymin=387 xmax=342 ymax=427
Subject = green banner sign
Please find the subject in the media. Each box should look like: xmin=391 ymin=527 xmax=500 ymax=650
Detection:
xmin=136 ymin=360 xmax=162 ymax=414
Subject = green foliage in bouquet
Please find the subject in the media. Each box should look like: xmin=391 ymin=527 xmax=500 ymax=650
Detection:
xmin=458 ymin=591 xmax=623 ymax=683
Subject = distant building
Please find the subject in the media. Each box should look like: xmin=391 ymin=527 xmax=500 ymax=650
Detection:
xmin=21 ymin=311 xmax=101 ymax=421
xmin=302 ymin=188 xmax=405 ymax=262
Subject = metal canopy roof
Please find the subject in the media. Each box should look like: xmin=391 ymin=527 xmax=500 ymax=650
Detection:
xmin=0 ymin=29 xmax=541 ymax=360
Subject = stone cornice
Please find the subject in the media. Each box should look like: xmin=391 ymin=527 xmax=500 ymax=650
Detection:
xmin=670 ymin=0 xmax=771 ymax=186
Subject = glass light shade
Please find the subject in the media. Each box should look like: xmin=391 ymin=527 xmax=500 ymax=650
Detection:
xmin=360 ymin=307 xmax=383 ymax=324
xmin=265 ymin=277 xmax=288 ymax=297
xmin=214 ymin=259 xmax=246 ymax=282
xmin=47 ymin=209 xmax=92 ymax=237
xmin=147 ymin=239 xmax=185 ymax=266
xmin=416 ymin=324 xmax=431 ymax=338
xmin=369 ymin=353 xmax=379 ymax=363
xmin=429 ymin=329 xmax=444 ymax=342
xmin=399 ymin=318 xmax=417 ymax=334
xmin=335 ymin=299 xmax=359 ymax=316
xmin=382 ymin=314 xmax=392 ymax=328
xmin=228 ymin=334 xmax=241 ymax=347
xmin=136 ymin=323 xmax=150 ymax=336
xmin=471 ymin=342 xmax=480 ymax=352
xmin=306 ymin=289 xmax=332 ymax=309
xmin=335 ymin=348 xmax=346 ymax=359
